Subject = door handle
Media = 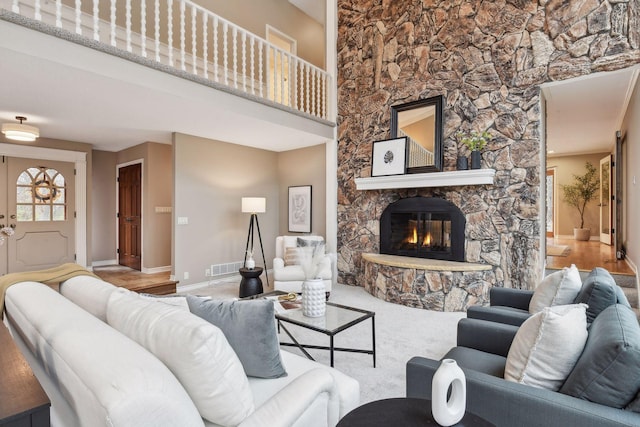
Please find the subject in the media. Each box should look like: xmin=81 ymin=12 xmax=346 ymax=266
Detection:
xmin=10 ymin=224 xmax=16 ymax=229
xmin=0 ymin=214 xmax=4 ymax=219
xmin=10 ymin=214 xmax=16 ymax=219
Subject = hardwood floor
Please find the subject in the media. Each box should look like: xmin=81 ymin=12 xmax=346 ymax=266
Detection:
xmin=93 ymin=265 xmax=178 ymax=295
xmin=546 ymin=237 xmax=635 ymax=275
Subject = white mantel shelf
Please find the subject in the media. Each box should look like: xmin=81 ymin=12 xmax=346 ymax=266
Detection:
xmin=354 ymin=169 xmax=496 ymax=190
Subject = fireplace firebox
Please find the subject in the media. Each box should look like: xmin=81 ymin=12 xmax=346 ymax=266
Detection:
xmin=380 ymin=197 xmax=465 ymax=261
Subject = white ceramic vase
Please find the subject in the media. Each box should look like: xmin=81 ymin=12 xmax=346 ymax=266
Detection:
xmin=245 ymin=256 xmax=255 ymax=269
xmin=301 ymin=279 xmax=326 ymax=317
xmin=431 ymin=359 xmax=466 ymax=426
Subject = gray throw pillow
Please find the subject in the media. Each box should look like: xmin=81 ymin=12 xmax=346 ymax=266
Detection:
xmin=186 ymin=296 xmax=287 ymax=379
xmin=297 ymin=237 xmax=323 ymax=248
xmin=573 ymin=267 xmax=630 ymax=323
xmin=560 ymin=304 xmax=640 ymax=408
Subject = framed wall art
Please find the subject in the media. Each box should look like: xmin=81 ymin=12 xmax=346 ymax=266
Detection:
xmin=371 ymin=137 xmax=408 ymax=177
xmin=288 ymin=185 xmax=312 ymax=233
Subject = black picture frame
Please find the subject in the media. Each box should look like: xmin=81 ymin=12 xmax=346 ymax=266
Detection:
xmin=371 ymin=137 xmax=408 ymax=177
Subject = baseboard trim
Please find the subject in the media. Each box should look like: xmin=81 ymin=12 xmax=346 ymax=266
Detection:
xmin=92 ymin=259 xmax=118 ymax=267
xmin=177 ymin=273 xmax=241 ymax=293
xmin=142 ymin=266 xmax=172 ymax=274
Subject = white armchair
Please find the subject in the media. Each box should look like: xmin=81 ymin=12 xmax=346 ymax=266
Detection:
xmin=273 ymin=235 xmax=332 ymax=294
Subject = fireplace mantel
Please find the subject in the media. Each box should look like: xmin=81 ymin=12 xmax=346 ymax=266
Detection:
xmin=354 ymin=169 xmax=495 ymax=190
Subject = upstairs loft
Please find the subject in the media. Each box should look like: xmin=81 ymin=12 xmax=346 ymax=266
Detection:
xmin=0 ymin=0 xmax=335 ymax=151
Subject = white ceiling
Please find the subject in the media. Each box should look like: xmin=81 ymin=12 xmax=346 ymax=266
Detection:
xmin=288 ymin=0 xmax=325 ymax=25
xmin=0 ymin=20 xmax=333 ymax=153
xmin=543 ymin=66 xmax=639 ymax=157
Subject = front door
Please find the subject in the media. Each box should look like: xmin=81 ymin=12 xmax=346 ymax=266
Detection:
xmin=3 ymin=157 xmax=75 ymax=273
xmin=118 ymin=163 xmax=142 ymax=270
xmin=600 ymin=155 xmax=612 ymax=245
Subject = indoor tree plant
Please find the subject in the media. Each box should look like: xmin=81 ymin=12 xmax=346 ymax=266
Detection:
xmin=561 ymin=161 xmax=599 ymax=241
xmin=457 ymin=130 xmax=492 ymax=169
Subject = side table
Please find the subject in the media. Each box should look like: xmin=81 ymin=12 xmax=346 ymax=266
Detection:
xmin=238 ymin=267 xmax=264 ymax=298
xmin=337 ymin=398 xmax=494 ymax=427
xmin=0 ymin=323 xmax=50 ymax=427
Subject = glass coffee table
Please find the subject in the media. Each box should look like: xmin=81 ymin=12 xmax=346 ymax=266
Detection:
xmin=275 ymin=301 xmax=376 ymax=368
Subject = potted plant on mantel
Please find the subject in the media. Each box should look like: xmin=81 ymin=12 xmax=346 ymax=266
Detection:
xmin=561 ymin=161 xmax=599 ymax=241
xmin=457 ymin=130 xmax=492 ymax=170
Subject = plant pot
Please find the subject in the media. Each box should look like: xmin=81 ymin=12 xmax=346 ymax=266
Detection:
xmin=301 ymin=279 xmax=326 ymax=317
xmin=470 ymin=151 xmax=482 ymax=169
xmin=456 ymin=156 xmax=468 ymax=170
xmin=574 ymin=228 xmax=591 ymax=241
xmin=432 ymin=359 xmax=466 ymax=426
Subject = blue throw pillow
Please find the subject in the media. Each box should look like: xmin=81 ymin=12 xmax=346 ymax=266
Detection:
xmin=560 ymin=304 xmax=640 ymax=408
xmin=186 ymin=296 xmax=287 ymax=379
xmin=572 ymin=267 xmax=630 ymax=323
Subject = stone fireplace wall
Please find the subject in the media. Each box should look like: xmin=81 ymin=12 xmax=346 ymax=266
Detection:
xmin=337 ymin=0 xmax=640 ymax=290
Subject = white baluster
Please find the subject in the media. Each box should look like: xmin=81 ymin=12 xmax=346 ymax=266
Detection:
xmin=223 ymin=21 xmax=228 ymax=85
xmin=305 ymin=64 xmax=310 ymax=113
xmin=167 ymin=0 xmax=173 ymax=66
xmin=213 ymin=16 xmax=219 ymax=82
xmin=287 ymin=53 xmax=292 ymax=107
xmin=11 ymin=0 xmax=19 ymax=13
xmin=154 ymin=0 xmax=160 ymax=61
xmin=75 ymin=0 xmax=82 ymax=35
xmin=34 ymin=0 xmax=41 ymax=21
xmin=55 ymin=0 xmax=62 ymax=27
xmin=140 ymin=0 xmax=147 ymax=57
xmin=312 ymin=68 xmax=316 ymax=116
xmin=125 ymin=0 xmax=132 ymax=52
xmin=191 ymin=6 xmax=197 ymax=75
xmin=258 ymin=40 xmax=264 ymax=98
xmin=265 ymin=45 xmax=271 ymax=101
xmin=280 ymin=50 xmax=285 ymax=104
xmin=321 ymin=74 xmax=326 ymax=119
xmin=242 ymin=32 xmax=247 ymax=92
xmin=232 ymin=26 xmax=238 ymax=89
xmin=249 ymin=36 xmax=255 ymax=95
xmin=110 ymin=0 xmax=116 ymax=47
xmin=180 ymin=1 xmax=186 ymax=71
xmin=92 ymin=0 xmax=99 ymax=41
xmin=202 ymin=13 xmax=208 ymax=79
xmin=292 ymin=60 xmax=298 ymax=110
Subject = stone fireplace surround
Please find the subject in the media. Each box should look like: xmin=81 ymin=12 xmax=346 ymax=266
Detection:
xmin=337 ymin=0 xmax=640 ymax=312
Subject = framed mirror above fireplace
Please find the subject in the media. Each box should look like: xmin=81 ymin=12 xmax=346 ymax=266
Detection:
xmin=390 ymin=95 xmax=444 ymax=174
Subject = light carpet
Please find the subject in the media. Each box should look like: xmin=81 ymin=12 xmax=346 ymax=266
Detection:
xmin=184 ymin=281 xmax=464 ymax=404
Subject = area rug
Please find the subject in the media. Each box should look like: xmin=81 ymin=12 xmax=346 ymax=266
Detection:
xmin=547 ymin=244 xmax=571 ymax=257
xmin=183 ymin=281 xmax=464 ymax=404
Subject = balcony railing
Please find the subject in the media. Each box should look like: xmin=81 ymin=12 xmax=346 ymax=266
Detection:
xmin=3 ymin=0 xmax=331 ymax=121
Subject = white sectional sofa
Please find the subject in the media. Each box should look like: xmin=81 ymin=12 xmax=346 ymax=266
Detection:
xmin=3 ymin=275 xmax=360 ymax=427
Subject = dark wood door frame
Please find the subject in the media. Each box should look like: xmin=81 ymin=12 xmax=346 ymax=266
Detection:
xmin=117 ymin=162 xmax=142 ymax=271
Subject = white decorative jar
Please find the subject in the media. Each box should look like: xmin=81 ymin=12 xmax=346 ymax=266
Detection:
xmin=301 ymin=279 xmax=326 ymax=317
xmin=245 ymin=256 xmax=255 ymax=269
xmin=431 ymin=359 xmax=466 ymax=426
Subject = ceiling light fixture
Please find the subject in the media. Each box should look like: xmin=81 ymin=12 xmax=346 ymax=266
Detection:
xmin=2 ymin=116 xmax=40 ymax=142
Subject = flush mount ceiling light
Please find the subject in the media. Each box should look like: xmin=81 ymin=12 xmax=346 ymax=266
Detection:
xmin=2 ymin=116 xmax=40 ymax=142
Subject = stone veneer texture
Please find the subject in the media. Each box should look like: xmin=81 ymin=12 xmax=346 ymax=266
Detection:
xmin=337 ymin=0 xmax=640 ymax=306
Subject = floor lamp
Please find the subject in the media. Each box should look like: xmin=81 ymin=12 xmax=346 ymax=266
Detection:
xmin=242 ymin=197 xmax=269 ymax=288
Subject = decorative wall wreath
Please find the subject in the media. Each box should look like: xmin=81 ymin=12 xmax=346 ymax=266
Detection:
xmin=33 ymin=179 xmax=57 ymax=202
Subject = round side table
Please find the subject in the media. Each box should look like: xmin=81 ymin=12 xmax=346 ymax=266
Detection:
xmin=238 ymin=267 xmax=263 ymax=298
xmin=337 ymin=398 xmax=494 ymax=427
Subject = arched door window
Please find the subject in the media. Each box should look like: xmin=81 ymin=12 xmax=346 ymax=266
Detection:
xmin=16 ymin=167 xmax=67 ymax=221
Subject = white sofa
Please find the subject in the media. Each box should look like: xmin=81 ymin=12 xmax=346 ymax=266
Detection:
xmin=3 ymin=275 xmax=359 ymax=427
xmin=273 ymin=236 xmax=332 ymax=294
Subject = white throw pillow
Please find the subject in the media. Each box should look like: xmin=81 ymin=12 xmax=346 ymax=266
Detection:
xmin=505 ymin=304 xmax=588 ymax=391
xmin=284 ymin=247 xmax=302 ymax=266
xmin=529 ymin=264 xmax=582 ymax=313
xmin=107 ymin=289 xmax=254 ymax=426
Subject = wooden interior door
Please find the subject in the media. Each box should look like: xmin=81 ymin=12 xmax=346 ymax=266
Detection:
xmin=118 ymin=163 xmax=141 ymax=270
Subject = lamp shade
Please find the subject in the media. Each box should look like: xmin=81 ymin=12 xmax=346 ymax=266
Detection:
xmin=1 ymin=122 xmax=39 ymax=142
xmin=242 ymin=197 xmax=266 ymax=213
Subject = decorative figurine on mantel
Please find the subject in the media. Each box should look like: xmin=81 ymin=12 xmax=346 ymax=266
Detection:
xmin=457 ymin=130 xmax=493 ymax=170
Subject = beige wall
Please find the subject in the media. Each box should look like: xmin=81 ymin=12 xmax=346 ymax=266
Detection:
xmin=92 ymin=150 xmax=117 ymax=262
xmin=173 ymin=133 xmax=280 ymax=285
xmin=277 ymin=144 xmax=327 ymax=240
xmin=196 ymin=0 xmax=325 ymax=68
xmin=547 ymin=152 xmax=611 ymax=237
xmin=117 ymin=142 xmax=173 ymax=270
xmin=621 ymin=78 xmax=640 ymax=270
